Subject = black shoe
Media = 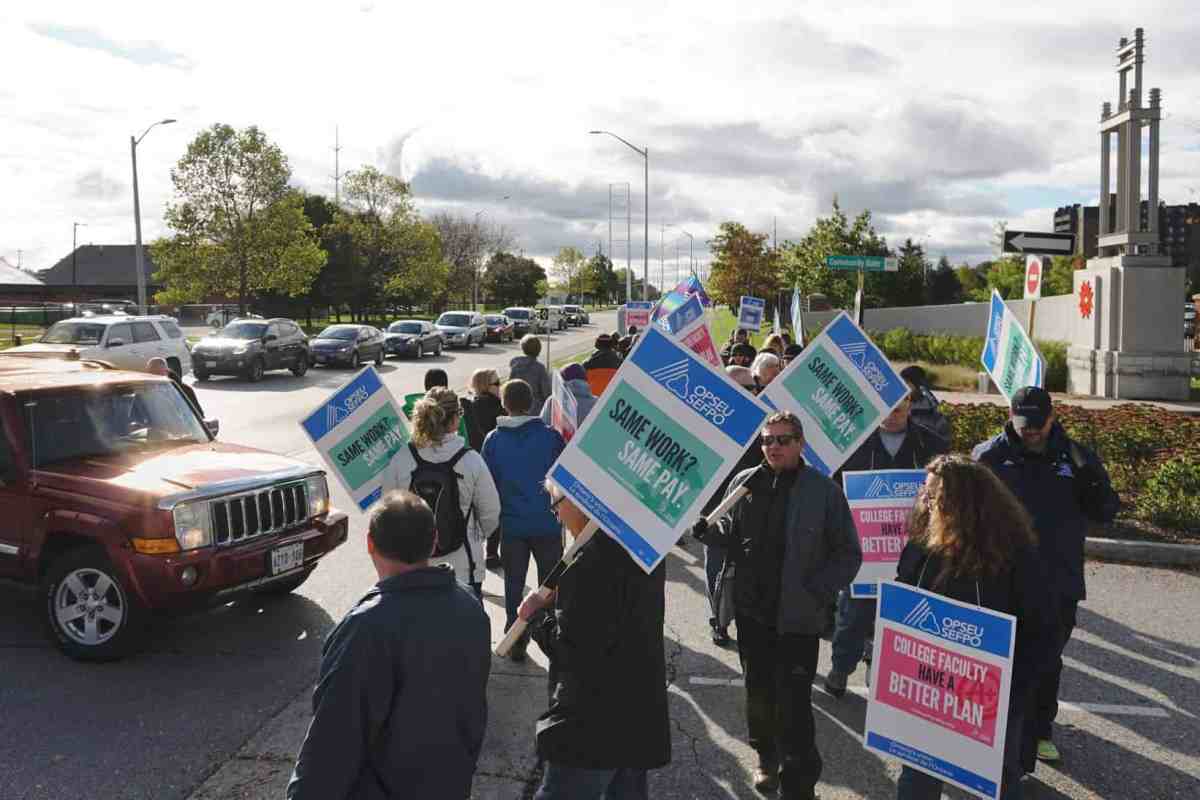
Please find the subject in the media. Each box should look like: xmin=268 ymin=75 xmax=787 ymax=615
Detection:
xmin=712 ymin=627 xmax=731 ymax=646
xmin=752 ymin=762 xmax=780 ymax=793
xmin=485 ymin=556 xmax=502 ymax=570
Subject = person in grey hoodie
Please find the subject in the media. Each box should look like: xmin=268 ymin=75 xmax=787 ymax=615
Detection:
xmin=508 ymin=334 xmax=553 ymax=413
xmin=539 ymin=363 xmax=597 ymax=429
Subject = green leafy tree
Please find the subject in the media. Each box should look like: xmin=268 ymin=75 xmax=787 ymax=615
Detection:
xmin=152 ymin=124 xmax=325 ymax=310
xmin=553 ymin=246 xmax=587 ymax=301
xmin=1043 ymin=255 xmax=1083 ymax=297
xmin=955 ymin=263 xmax=989 ymax=302
xmin=778 ymin=201 xmax=888 ymax=309
xmin=981 ymin=258 xmax=1026 ymax=299
xmin=708 ymin=222 xmax=779 ymax=309
xmin=483 ymin=252 xmax=546 ymax=306
xmin=928 ymin=255 xmax=963 ymax=304
xmin=874 ymin=238 xmax=928 ymax=307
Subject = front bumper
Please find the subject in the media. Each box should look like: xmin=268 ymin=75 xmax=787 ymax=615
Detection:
xmin=192 ymin=353 xmax=253 ymax=374
xmin=385 ymin=339 xmax=417 ymax=355
xmin=122 ymin=511 xmax=350 ymax=610
xmin=311 ymin=350 xmax=353 ymax=365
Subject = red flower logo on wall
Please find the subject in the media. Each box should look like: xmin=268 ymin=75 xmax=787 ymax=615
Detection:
xmin=1079 ymin=280 xmax=1094 ymax=319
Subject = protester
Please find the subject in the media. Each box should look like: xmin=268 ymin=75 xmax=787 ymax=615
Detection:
xmin=751 ymin=352 xmax=781 ymax=390
xmin=824 ymin=381 xmax=948 ymax=698
xmin=582 ymin=333 xmax=622 ymax=397
xmin=729 ymin=342 xmax=757 ymax=368
xmin=481 ymin=380 xmax=566 ymax=662
xmin=510 ymin=335 xmax=553 ymax=413
xmin=782 ymin=343 xmax=804 ymax=368
xmin=400 ymin=369 xmax=469 ymax=439
xmin=693 ymin=412 xmax=861 ymax=797
xmin=761 ymin=333 xmax=785 ymax=356
xmin=146 ymin=357 xmax=203 ymax=417
xmin=720 ymin=328 xmax=751 ymax=364
xmin=521 ymin=483 xmax=670 ymax=799
xmin=725 ymin=364 xmax=757 ymax=393
xmin=780 ymin=331 xmax=794 ymax=348
xmin=539 ymin=363 xmax=597 ymax=428
xmin=899 ymin=365 xmax=952 ymax=442
xmin=466 ymin=368 xmax=505 ymax=568
xmin=390 ymin=388 xmax=501 ymax=598
xmin=973 ymin=386 xmax=1119 ymax=765
xmin=894 ymin=455 xmax=1056 ymax=800
xmin=287 ymin=490 xmax=490 ymax=800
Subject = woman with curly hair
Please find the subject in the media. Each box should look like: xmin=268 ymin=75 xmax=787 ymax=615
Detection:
xmin=894 ymin=454 xmax=1057 ymax=800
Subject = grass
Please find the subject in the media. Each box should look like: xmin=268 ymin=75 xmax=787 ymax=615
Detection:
xmin=1192 ymin=377 xmax=1200 ymax=401
xmin=0 ymin=325 xmax=50 ymax=351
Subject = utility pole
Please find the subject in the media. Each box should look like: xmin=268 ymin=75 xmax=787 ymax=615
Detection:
xmin=332 ymin=126 xmax=343 ymax=206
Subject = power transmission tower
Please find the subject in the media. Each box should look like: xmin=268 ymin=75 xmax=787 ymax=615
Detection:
xmin=609 ymin=182 xmax=631 ymax=301
xmin=331 ymin=126 xmax=344 ymax=205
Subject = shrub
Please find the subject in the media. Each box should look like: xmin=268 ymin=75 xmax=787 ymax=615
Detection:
xmin=1135 ymin=458 xmax=1200 ymax=531
xmin=941 ymin=403 xmax=1006 ymax=453
xmin=868 ymin=328 xmax=1068 ymax=392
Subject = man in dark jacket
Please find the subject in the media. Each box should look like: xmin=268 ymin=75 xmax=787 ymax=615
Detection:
xmin=694 ymin=412 xmax=861 ymax=799
xmin=824 ymin=383 xmax=948 ymax=698
xmin=973 ymin=386 xmax=1119 ymax=765
xmin=481 ymin=379 xmax=566 ymax=661
xmin=719 ymin=328 xmax=751 ymax=364
xmin=509 ymin=335 xmax=553 ymax=413
xmin=582 ymin=334 xmax=623 ymax=397
xmin=521 ymin=485 xmax=670 ymax=799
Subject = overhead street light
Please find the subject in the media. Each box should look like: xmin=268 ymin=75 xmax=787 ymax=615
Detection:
xmin=130 ymin=118 xmax=176 ymax=313
xmin=589 ymin=130 xmax=648 ymax=301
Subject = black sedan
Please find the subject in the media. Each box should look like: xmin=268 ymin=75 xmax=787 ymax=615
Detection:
xmin=309 ymin=325 xmax=385 ymax=369
xmin=384 ymin=319 xmax=444 ymax=358
xmin=483 ymin=314 xmax=515 ymax=343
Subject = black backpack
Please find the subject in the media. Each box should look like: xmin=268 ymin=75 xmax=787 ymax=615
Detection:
xmin=408 ymin=443 xmax=474 ymax=561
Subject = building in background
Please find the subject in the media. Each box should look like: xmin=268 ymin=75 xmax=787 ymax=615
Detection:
xmin=36 ymin=244 xmax=161 ymax=303
xmin=1055 ymin=200 xmax=1200 ymax=283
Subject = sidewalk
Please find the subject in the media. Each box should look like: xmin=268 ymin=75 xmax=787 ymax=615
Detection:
xmin=937 ymin=387 xmax=1200 ymax=415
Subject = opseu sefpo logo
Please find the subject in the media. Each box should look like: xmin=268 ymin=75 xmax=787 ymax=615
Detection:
xmin=864 ymin=475 xmax=923 ymax=499
xmin=902 ymin=597 xmax=984 ymax=647
xmin=648 ymin=359 xmax=733 ymax=425
xmin=326 ymin=384 xmax=370 ymax=429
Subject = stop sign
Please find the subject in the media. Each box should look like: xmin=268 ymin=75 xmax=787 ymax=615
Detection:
xmin=1024 ymin=255 xmax=1043 ymax=300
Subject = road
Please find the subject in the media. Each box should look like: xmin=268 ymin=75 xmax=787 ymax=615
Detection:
xmin=2 ymin=306 xmax=1198 ymax=799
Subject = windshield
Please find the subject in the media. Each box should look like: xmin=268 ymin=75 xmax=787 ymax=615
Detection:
xmin=220 ymin=322 xmax=267 ymax=339
xmin=20 ymin=382 xmax=210 ymax=466
xmin=317 ymin=327 xmax=358 ymax=340
xmin=504 ymin=309 xmax=530 ymax=319
xmin=40 ymin=321 xmax=107 ymax=345
xmin=389 ymin=322 xmax=422 ymax=334
xmin=564 ymin=306 xmax=580 ymax=312
xmin=438 ymin=314 xmax=471 ymax=327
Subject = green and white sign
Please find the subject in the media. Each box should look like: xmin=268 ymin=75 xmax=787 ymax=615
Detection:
xmin=980 ymin=289 xmax=1044 ymax=402
xmin=826 ymin=255 xmax=899 ymax=272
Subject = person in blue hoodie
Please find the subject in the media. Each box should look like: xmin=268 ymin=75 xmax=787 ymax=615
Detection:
xmin=482 ymin=378 xmax=567 ymax=661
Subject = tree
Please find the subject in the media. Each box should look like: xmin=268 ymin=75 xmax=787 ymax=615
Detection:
xmin=579 ymin=252 xmax=618 ymax=304
xmin=552 ymin=246 xmax=587 ymax=301
xmin=928 ymin=255 xmax=963 ymax=304
xmin=152 ymin=124 xmax=325 ymax=310
xmin=430 ymin=213 xmax=512 ymax=309
xmin=707 ymin=222 xmax=778 ymax=309
xmin=1043 ymin=255 xmax=1083 ymax=297
xmin=955 ymin=263 xmax=989 ymax=302
xmin=873 ymin=238 xmax=927 ymax=307
xmin=483 ymin=252 xmax=546 ymax=306
xmin=777 ymin=201 xmax=888 ymax=309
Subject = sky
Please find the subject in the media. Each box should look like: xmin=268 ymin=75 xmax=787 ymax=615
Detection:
xmin=3 ymin=0 xmax=1199 ymax=282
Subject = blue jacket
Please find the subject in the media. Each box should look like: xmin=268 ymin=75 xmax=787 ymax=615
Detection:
xmin=972 ymin=422 xmax=1119 ymax=601
xmin=481 ymin=416 xmax=566 ymax=538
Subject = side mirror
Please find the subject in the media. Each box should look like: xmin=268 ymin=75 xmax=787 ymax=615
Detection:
xmin=107 ymin=338 xmax=125 ymax=348
xmin=204 ymin=419 xmax=220 ymax=438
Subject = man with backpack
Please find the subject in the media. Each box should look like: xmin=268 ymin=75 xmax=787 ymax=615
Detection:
xmin=481 ymin=379 xmax=566 ymax=662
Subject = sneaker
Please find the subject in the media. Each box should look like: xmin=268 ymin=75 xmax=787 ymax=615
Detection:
xmin=1036 ymin=739 xmax=1061 ymax=762
xmin=752 ymin=763 xmax=780 ymax=793
xmin=823 ymin=670 xmax=848 ymax=698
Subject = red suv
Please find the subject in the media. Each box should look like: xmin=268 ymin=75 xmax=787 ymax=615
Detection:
xmin=0 ymin=355 xmax=348 ymax=661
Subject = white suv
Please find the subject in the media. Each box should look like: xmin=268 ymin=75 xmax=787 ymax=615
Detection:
xmin=11 ymin=315 xmax=193 ymax=376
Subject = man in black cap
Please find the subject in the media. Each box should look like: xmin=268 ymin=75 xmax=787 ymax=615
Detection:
xmin=728 ymin=342 xmax=757 ymax=369
xmin=972 ymin=386 xmax=1119 ymax=766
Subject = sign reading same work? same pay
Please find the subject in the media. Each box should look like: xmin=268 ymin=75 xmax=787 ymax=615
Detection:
xmin=300 ymin=367 xmax=412 ymax=511
xmin=843 ymin=469 xmax=927 ymax=598
xmin=980 ymin=289 xmax=1044 ymax=403
xmin=548 ymin=326 xmax=769 ymax=573
xmin=865 ymin=581 xmax=1016 ymax=800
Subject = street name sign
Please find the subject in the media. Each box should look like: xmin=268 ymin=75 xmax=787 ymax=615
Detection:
xmin=1002 ymin=230 xmax=1074 ymax=256
xmin=827 ymin=255 xmax=899 ymax=272
xmin=980 ymin=290 xmax=1044 ymax=402
xmin=1024 ymin=255 xmax=1043 ymax=300
xmin=738 ymin=295 xmax=765 ymax=331
xmin=842 ymin=469 xmax=927 ymax=598
xmin=301 ymin=367 xmax=412 ymax=512
xmin=865 ymin=581 xmax=1016 ymax=800
xmin=547 ymin=326 xmax=769 ymax=573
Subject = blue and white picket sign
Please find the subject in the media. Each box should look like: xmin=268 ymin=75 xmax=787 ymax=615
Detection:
xmin=738 ymin=296 xmax=766 ymax=331
xmin=866 ymin=582 xmax=1016 ymax=800
xmin=760 ymin=312 xmax=908 ymax=477
xmin=656 ymin=293 xmax=706 ymax=334
xmin=548 ymin=326 xmax=770 ymax=574
xmin=842 ymin=470 xmax=927 ymax=598
xmin=791 ymin=286 xmax=805 ymax=346
xmin=980 ymin=289 xmax=1044 ymax=403
xmin=300 ymin=367 xmax=412 ymax=512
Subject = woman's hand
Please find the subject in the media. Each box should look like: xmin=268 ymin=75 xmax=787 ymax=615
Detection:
xmin=518 ymin=589 xmax=557 ymax=621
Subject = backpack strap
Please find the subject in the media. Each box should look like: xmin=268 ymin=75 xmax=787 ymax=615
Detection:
xmin=408 ymin=442 xmax=429 ymax=468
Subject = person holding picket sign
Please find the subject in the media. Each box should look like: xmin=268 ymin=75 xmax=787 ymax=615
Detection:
xmin=894 ymin=455 xmax=1057 ymax=800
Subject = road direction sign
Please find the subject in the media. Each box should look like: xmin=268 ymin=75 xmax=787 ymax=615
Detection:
xmin=1024 ymin=255 xmax=1043 ymax=300
xmin=826 ymin=255 xmax=899 ymax=272
xmin=1002 ymin=230 xmax=1074 ymax=256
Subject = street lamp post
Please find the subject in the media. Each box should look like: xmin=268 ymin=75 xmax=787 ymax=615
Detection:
xmin=589 ymin=130 xmax=648 ymax=301
xmin=680 ymin=230 xmax=695 ymax=279
xmin=131 ymin=118 xmax=176 ymax=314
xmin=72 ymin=221 xmax=88 ymax=297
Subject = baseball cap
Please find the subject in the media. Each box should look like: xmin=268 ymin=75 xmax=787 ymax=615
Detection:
xmin=1011 ymin=386 xmax=1052 ymax=430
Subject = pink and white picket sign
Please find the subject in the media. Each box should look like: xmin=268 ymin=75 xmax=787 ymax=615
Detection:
xmin=842 ymin=470 xmax=926 ymax=598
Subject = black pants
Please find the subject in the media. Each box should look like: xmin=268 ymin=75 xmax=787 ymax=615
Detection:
xmin=736 ymin=615 xmax=822 ymax=798
xmin=1034 ymin=598 xmax=1078 ymax=740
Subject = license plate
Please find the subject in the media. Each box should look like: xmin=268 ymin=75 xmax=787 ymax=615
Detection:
xmin=205 ymin=361 xmax=217 ymax=368
xmin=270 ymin=542 xmax=304 ymax=575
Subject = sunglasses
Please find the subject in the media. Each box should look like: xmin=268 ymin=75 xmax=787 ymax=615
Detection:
xmin=549 ymin=494 xmax=567 ymax=516
xmin=761 ymin=434 xmax=800 ymax=447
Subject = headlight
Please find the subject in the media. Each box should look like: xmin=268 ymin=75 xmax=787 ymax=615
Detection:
xmin=232 ymin=344 xmax=250 ymax=354
xmin=304 ymin=475 xmax=330 ymax=518
xmin=339 ymin=344 xmax=353 ymax=352
xmin=172 ymin=501 xmax=213 ymax=550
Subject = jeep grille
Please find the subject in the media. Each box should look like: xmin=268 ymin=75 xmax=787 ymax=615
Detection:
xmin=211 ymin=482 xmax=307 ymax=545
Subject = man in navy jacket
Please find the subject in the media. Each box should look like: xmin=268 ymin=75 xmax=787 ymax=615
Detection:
xmin=973 ymin=386 xmax=1119 ymax=764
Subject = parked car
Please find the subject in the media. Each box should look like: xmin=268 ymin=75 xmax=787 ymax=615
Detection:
xmin=562 ymin=304 xmax=590 ymax=325
xmin=384 ymin=319 xmax=443 ymax=358
xmin=309 ymin=324 xmax=385 ymax=368
xmin=9 ymin=315 xmax=191 ymax=377
xmin=502 ymin=307 xmax=535 ymax=336
xmin=534 ymin=306 xmax=566 ymax=333
xmin=549 ymin=305 xmax=574 ymax=328
xmin=0 ymin=355 xmax=348 ymax=660
xmin=435 ymin=311 xmax=487 ymax=348
xmin=483 ymin=314 xmax=515 ymax=343
xmin=206 ymin=307 xmax=263 ymax=329
xmin=191 ymin=318 xmax=309 ymax=382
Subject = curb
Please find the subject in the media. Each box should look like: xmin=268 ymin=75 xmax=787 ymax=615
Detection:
xmin=1085 ymin=536 xmax=1200 ymax=567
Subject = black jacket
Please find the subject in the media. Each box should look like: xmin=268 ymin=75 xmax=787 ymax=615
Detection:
xmin=287 ymin=567 xmax=491 ymax=800
xmin=581 ymin=347 xmax=622 ymax=372
xmin=834 ymin=421 xmax=948 ymax=482
xmin=531 ymin=533 xmax=671 ymax=770
xmin=973 ymin=422 xmax=1120 ymax=601
xmin=464 ymin=393 xmax=502 ymax=451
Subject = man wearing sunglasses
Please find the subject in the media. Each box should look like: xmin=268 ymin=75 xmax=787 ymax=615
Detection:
xmin=693 ymin=412 xmax=861 ymax=799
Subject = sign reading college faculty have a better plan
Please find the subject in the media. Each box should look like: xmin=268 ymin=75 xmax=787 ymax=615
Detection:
xmin=843 ymin=469 xmax=927 ymax=598
xmin=548 ymin=326 xmax=769 ymax=573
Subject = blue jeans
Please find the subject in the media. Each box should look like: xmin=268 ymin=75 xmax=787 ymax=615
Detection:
xmin=703 ymin=542 xmax=727 ymax=629
xmin=831 ymin=591 xmax=876 ymax=675
xmin=897 ymin=700 xmax=1027 ymax=800
xmin=534 ymin=763 xmax=648 ymax=800
xmin=502 ymin=534 xmax=563 ymax=631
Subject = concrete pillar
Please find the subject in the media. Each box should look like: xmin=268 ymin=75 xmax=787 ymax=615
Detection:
xmin=1126 ymin=100 xmax=1141 ymax=238
xmin=1100 ymin=127 xmax=1111 ymax=237
xmin=1133 ymin=28 xmax=1144 ymax=102
xmin=1115 ymin=127 xmax=1126 ymax=233
xmin=1148 ymin=89 xmax=1161 ymax=242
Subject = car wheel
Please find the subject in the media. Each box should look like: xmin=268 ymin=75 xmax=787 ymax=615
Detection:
xmin=254 ymin=566 xmax=315 ymax=597
xmin=291 ymin=357 xmax=308 ymax=377
xmin=415 ymin=343 xmax=423 ymax=359
xmin=43 ymin=547 xmax=146 ymax=662
xmin=435 ymin=341 xmax=443 ymax=356
xmin=246 ymin=357 xmax=265 ymax=382
xmin=350 ymin=351 xmax=360 ymax=370
xmin=194 ymin=370 xmax=209 ymax=382
xmin=374 ymin=348 xmax=383 ymax=366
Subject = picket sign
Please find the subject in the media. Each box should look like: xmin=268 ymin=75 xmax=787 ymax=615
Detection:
xmin=737 ymin=296 xmax=766 ymax=331
xmin=980 ymin=289 xmax=1044 ymax=403
xmin=653 ymin=293 xmax=722 ymax=367
xmin=842 ymin=470 xmax=927 ymax=598
xmin=550 ymin=371 xmax=579 ymax=442
xmin=655 ymin=292 xmax=706 ymax=334
xmin=759 ymin=312 xmax=908 ymax=477
xmin=791 ymin=286 xmax=805 ymax=347
xmin=625 ymin=301 xmax=654 ymax=331
xmin=865 ymin=581 xmax=1016 ymax=800
xmin=300 ymin=367 xmax=412 ymax=511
